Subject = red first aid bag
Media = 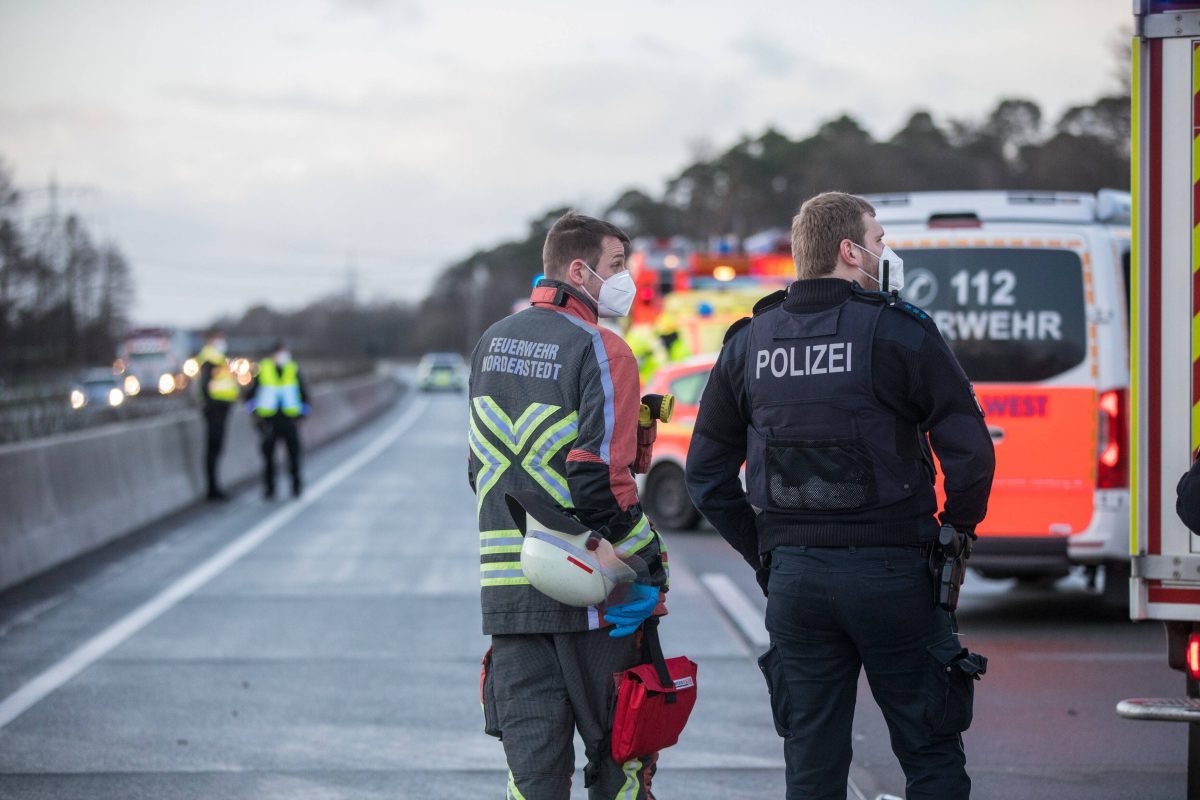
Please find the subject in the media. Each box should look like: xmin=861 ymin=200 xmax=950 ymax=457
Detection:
xmin=610 ymin=618 xmax=698 ymax=763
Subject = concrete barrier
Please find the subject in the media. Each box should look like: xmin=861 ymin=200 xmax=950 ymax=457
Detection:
xmin=0 ymin=373 xmax=402 ymax=592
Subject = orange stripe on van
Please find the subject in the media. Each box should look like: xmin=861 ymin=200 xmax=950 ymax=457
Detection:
xmin=936 ymin=386 xmax=1098 ymax=537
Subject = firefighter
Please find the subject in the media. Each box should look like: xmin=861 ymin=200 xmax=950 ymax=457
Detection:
xmin=626 ymin=323 xmax=665 ymax=384
xmin=655 ymin=314 xmax=689 ymax=364
xmin=469 ymin=211 xmax=668 ymax=800
xmin=246 ymin=341 xmax=308 ymax=499
xmin=196 ymin=329 xmax=239 ymax=501
xmin=685 ymin=192 xmax=995 ymax=799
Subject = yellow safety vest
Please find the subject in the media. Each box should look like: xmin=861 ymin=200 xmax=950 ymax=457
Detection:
xmin=198 ymin=346 xmax=239 ymax=402
xmin=255 ymin=359 xmax=302 ymax=418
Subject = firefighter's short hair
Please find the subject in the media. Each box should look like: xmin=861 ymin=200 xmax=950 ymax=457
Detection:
xmin=542 ymin=211 xmax=630 ymax=279
xmin=792 ymin=192 xmax=876 ymax=279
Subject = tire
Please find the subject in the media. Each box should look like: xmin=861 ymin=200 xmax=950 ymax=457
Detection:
xmin=1102 ymin=558 xmax=1131 ymax=611
xmin=645 ymin=463 xmax=701 ymax=531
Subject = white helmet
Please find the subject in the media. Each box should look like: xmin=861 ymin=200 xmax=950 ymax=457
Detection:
xmin=506 ymin=491 xmax=636 ymax=607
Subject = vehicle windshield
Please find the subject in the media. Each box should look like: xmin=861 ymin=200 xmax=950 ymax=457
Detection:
xmin=895 ymin=247 xmax=1087 ymax=382
xmin=670 ymin=367 xmax=712 ymax=407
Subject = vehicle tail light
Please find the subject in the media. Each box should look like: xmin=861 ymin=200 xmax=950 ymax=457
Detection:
xmin=1188 ymin=634 xmax=1200 ymax=680
xmin=1097 ymin=388 xmax=1128 ymax=489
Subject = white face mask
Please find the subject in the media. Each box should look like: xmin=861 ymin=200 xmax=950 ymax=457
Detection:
xmin=851 ymin=242 xmax=905 ymax=293
xmin=275 ymin=350 xmax=291 ymax=363
xmin=581 ymin=263 xmax=635 ymax=318
xmin=211 ymin=338 xmax=227 ymax=353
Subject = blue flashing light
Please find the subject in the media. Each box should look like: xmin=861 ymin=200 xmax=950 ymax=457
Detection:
xmin=697 ymin=302 xmax=714 ymax=317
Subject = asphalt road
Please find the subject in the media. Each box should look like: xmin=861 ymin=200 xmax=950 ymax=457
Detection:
xmin=0 ymin=389 xmax=1188 ymax=799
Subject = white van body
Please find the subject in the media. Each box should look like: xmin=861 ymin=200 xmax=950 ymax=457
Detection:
xmin=867 ymin=190 xmax=1132 ymax=585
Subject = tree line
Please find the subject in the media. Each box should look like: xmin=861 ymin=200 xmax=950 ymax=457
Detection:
xmin=0 ymin=161 xmax=134 ymax=380
xmin=416 ymin=91 xmax=1129 ymax=355
xmin=4 ymin=84 xmax=1131 ymax=372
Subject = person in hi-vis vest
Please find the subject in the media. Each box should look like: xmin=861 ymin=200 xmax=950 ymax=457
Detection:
xmin=197 ymin=329 xmax=239 ymax=501
xmin=245 ymin=340 xmax=309 ymax=499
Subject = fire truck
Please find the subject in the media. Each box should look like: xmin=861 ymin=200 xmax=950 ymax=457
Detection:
xmin=1119 ymin=3 xmax=1200 ymax=793
xmin=627 ymin=235 xmax=795 ymax=327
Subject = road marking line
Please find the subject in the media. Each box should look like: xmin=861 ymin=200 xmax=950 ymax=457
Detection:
xmin=700 ymin=572 xmax=770 ymax=648
xmin=0 ymin=396 xmax=430 ymax=730
xmin=1014 ymin=652 xmax=1161 ymax=662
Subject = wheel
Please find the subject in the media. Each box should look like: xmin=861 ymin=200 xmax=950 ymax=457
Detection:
xmin=644 ymin=463 xmax=700 ymax=531
xmin=1101 ymin=559 xmax=1131 ymax=610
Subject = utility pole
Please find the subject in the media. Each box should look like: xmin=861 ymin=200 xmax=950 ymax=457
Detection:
xmin=467 ymin=263 xmax=489 ymax=354
xmin=344 ymin=251 xmax=359 ymax=306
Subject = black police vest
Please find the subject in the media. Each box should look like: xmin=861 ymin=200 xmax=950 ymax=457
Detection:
xmin=744 ymin=295 xmax=930 ymax=524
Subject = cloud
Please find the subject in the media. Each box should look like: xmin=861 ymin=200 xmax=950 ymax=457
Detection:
xmin=159 ymin=83 xmax=458 ymax=121
xmin=731 ymin=32 xmax=799 ymax=78
xmin=633 ymin=34 xmax=696 ymax=61
xmin=330 ymin=0 xmax=424 ymax=25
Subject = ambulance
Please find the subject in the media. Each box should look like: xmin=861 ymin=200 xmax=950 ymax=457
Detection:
xmin=867 ymin=190 xmax=1132 ymax=596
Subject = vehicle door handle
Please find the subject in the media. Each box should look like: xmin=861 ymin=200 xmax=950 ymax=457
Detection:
xmin=988 ymin=426 xmax=1005 ymax=443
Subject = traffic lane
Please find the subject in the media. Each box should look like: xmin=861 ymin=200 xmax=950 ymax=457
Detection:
xmin=0 ymin=389 xmax=416 ymax=701
xmin=0 ymin=392 xmax=506 ymax=793
xmin=663 ymin=524 xmax=1186 ymax=799
xmin=0 ymin=388 xmax=805 ymax=799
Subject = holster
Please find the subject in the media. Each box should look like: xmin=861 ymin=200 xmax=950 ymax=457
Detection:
xmin=930 ymin=524 xmax=975 ymax=611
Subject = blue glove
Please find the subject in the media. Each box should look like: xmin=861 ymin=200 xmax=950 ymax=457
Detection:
xmin=606 ymin=584 xmax=659 ymax=638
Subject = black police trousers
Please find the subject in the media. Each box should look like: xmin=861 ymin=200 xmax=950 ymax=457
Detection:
xmin=761 ymin=545 xmax=972 ymax=800
xmin=259 ymin=415 xmax=302 ymax=497
xmin=203 ymin=403 xmax=230 ymax=496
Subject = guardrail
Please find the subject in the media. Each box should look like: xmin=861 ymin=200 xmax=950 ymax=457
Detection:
xmin=0 ymin=372 xmax=403 ymax=592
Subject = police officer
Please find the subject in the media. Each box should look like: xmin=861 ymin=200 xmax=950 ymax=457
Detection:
xmin=469 ymin=212 xmax=668 ymax=799
xmin=685 ymin=192 xmax=995 ymax=799
xmin=246 ymin=341 xmax=308 ymax=499
xmin=196 ymin=329 xmax=239 ymax=501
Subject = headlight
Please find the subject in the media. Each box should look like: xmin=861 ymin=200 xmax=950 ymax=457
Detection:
xmin=70 ymin=389 xmax=86 ymax=410
xmin=183 ymin=358 xmax=199 ymax=378
xmin=158 ymin=373 xmax=176 ymax=394
xmin=108 ymin=388 xmax=125 ymax=407
xmin=124 ymin=375 xmax=141 ymax=396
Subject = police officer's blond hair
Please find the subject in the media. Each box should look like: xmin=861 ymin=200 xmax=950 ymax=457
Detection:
xmin=792 ymin=192 xmax=876 ymax=279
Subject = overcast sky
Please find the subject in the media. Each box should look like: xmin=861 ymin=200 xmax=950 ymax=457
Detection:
xmin=0 ymin=0 xmax=1130 ymax=327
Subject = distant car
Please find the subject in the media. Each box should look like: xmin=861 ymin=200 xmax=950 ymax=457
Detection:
xmin=637 ymin=354 xmax=717 ymax=530
xmin=417 ymin=352 xmax=467 ymax=392
xmin=70 ymin=368 xmax=125 ymax=411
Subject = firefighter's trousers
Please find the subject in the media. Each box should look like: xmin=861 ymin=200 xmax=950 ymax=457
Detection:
xmin=486 ymin=628 xmax=657 ymax=800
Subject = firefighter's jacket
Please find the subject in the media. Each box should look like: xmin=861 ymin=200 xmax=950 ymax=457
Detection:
xmin=468 ymin=279 xmax=668 ymax=635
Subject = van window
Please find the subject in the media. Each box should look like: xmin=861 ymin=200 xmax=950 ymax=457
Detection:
xmin=895 ymin=248 xmax=1088 ymax=382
